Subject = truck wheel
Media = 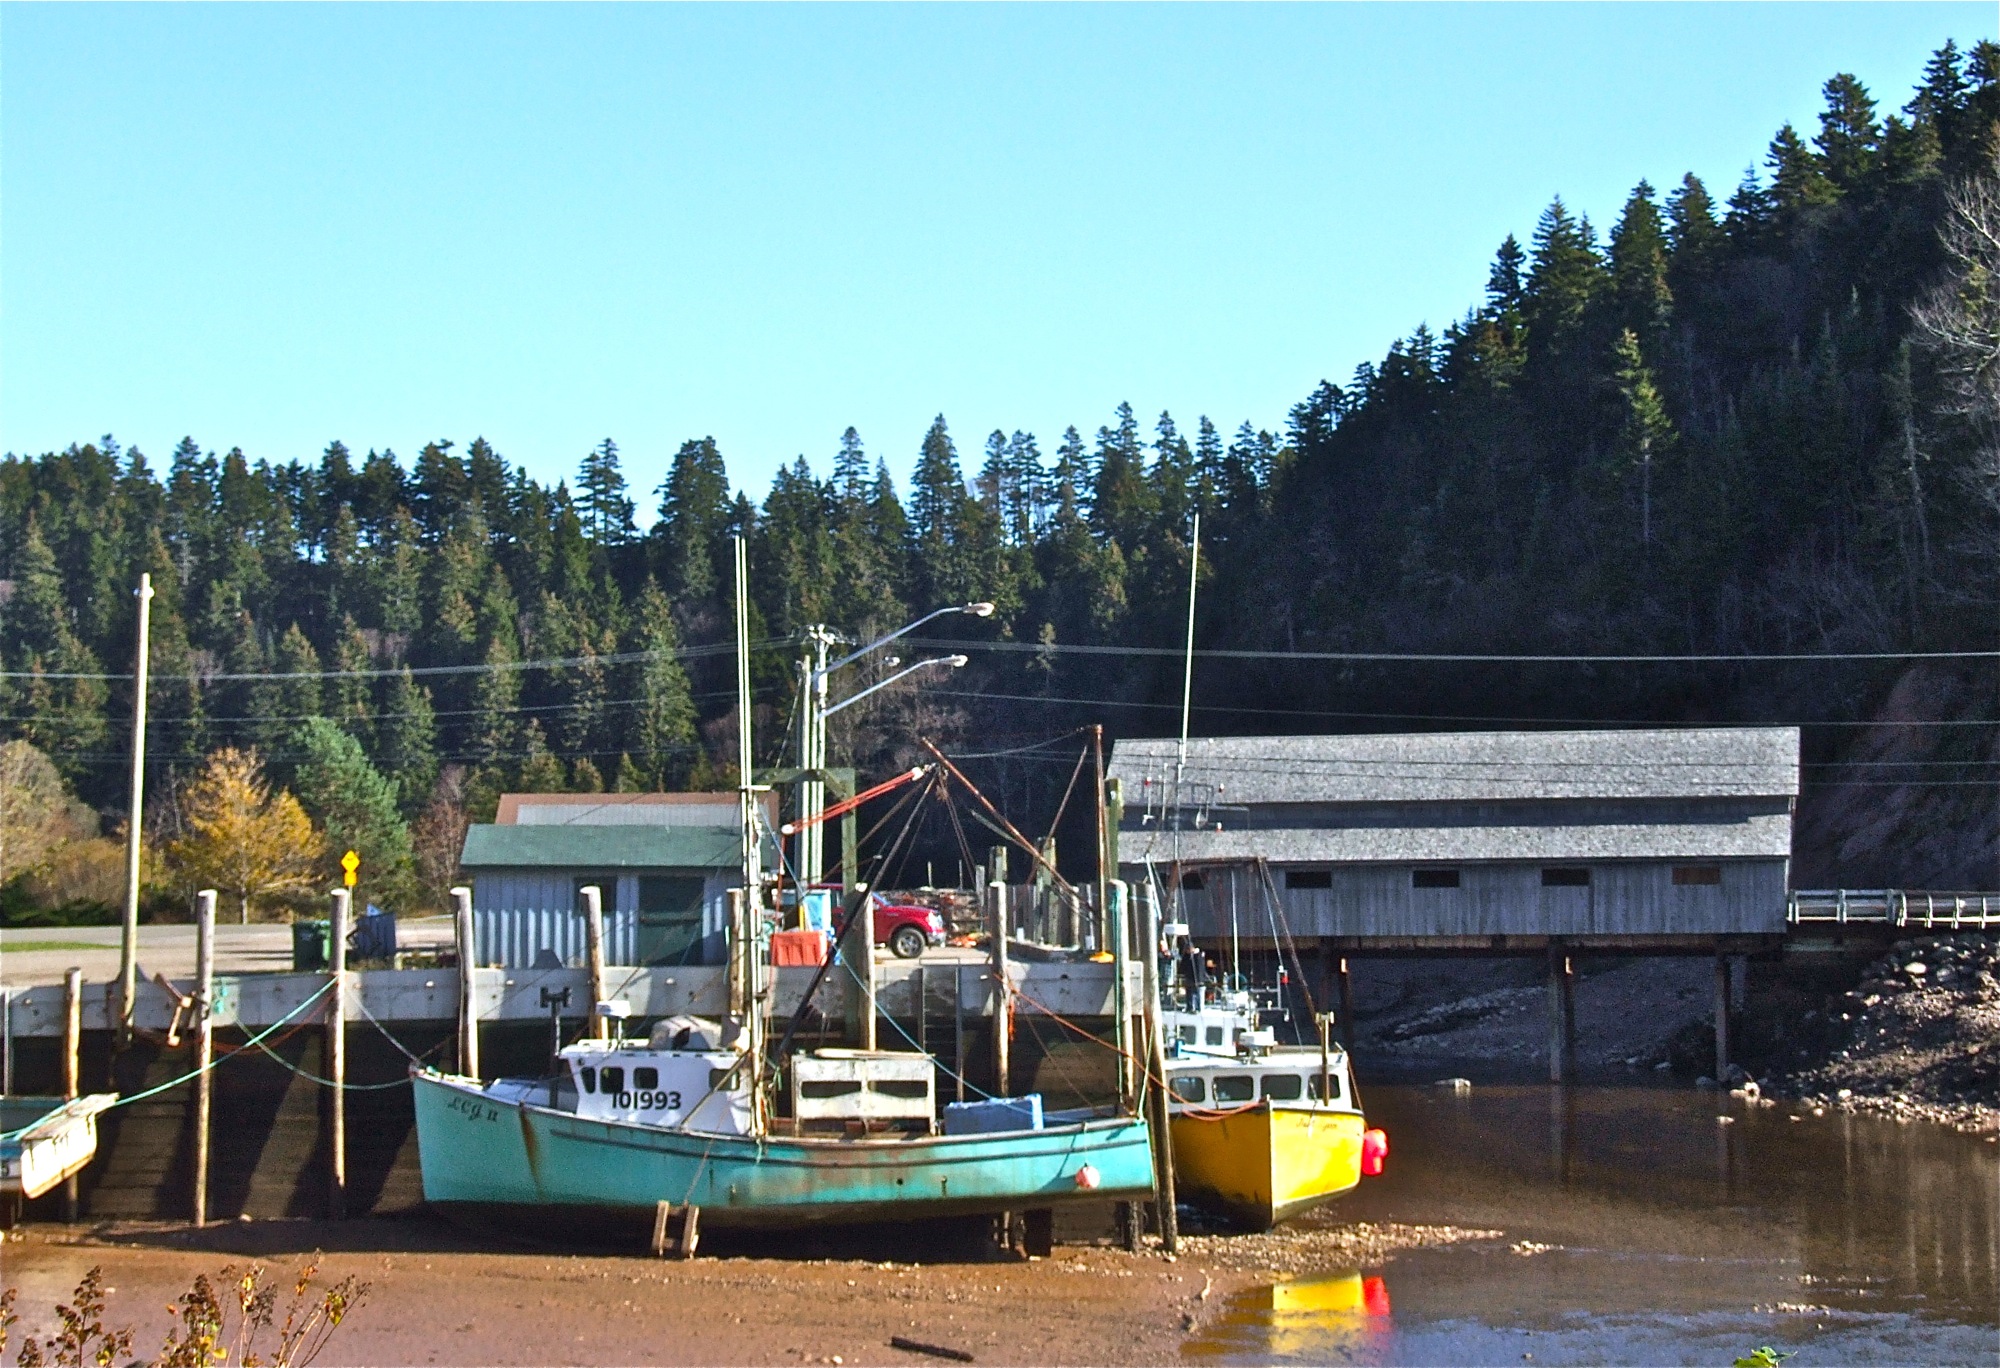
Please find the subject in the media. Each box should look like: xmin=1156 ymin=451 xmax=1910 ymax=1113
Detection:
xmin=890 ymin=926 xmax=927 ymax=960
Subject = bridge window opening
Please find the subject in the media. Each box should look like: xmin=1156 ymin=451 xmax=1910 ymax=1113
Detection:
xmin=709 ymin=1067 xmax=734 ymax=1090
xmin=1308 ymin=1073 xmax=1344 ymax=1104
xmin=1170 ymin=1076 xmax=1206 ymax=1104
xmin=1180 ymin=871 xmax=1206 ymax=890
xmin=873 ymin=1080 xmax=930 ymax=1099
xmin=633 ymin=1067 xmax=659 ymax=1090
xmin=578 ymin=1067 xmax=596 ymax=1094
xmin=1261 ymin=1073 xmax=1304 ymax=1101
xmin=1541 ymin=867 xmax=1590 ymax=887
xmin=599 ymin=1066 xmax=625 ymax=1095
xmin=1213 ymin=1075 xmax=1255 ymax=1104
xmin=1412 ymin=869 xmax=1461 ymax=889
xmin=1206 ymin=1026 xmax=1226 ymax=1047
xmin=1672 ymin=865 xmax=1722 ymax=886
xmin=1286 ymin=870 xmax=1333 ymax=890
xmin=1179 ymin=1024 xmax=1197 ymax=1044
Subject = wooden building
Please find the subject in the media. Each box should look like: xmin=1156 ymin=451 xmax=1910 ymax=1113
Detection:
xmin=1109 ymin=728 xmax=1800 ymax=943
xmin=459 ymin=793 xmax=775 ymax=967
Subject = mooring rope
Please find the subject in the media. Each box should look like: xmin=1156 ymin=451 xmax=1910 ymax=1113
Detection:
xmin=0 ymin=977 xmax=340 ymax=1141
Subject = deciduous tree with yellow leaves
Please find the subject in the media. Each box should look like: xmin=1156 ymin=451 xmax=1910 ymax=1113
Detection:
xmin=166 ymin=748 xmax=325 ymax=923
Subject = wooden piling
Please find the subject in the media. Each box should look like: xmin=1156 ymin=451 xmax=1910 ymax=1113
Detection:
xmin=62 ymin=966 xmax=81 ymax=1223
xmin=1546 ymin=948 xmax=1575 ymax=1084
xmin=192 ymin=889 xmax=217 ymax=1226
xmin=451 ymin=886 xmax=479 ymax=1078
xmin=859 ymin=889 xmax=878 ymax=1053
xmin=953 ymin=963 xmax=965 ymax=1103
xmin=328 ymin=887 xmax=349 ymax=1220
xmin=989 ymin=880 xmax=1009 ymax=1095
xmin=1336 ymin=957 xmax=1354 ymax=1046
xmin=582 ymin=885 xmax=607 ymax=1040
xmin=1713 ymin=953 xmax=1730 ymax=1080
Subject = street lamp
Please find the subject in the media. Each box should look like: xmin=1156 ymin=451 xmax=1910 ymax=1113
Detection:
xmin=796 ymin=603 xmax=991 ymax=886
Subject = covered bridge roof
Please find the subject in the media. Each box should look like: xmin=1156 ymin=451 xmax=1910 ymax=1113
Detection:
xmin=1109 ymin=728 xmax=1800 ymax=808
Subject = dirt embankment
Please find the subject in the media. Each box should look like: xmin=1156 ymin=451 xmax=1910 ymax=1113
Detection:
xmin=1762 ymin=934 xmax=2000 ymax=1133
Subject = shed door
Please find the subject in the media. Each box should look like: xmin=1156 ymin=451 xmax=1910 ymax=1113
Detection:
xmin=638 ymin=875 xmax=707 ymax=964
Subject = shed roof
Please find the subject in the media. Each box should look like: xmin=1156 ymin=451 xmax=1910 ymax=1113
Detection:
xmin=460 ymin=823 xmax=742 ymax=871
xmin=1109 ymin=728 xmax=1799 ymax=806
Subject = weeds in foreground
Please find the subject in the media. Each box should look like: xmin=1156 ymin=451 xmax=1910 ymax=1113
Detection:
xmin=1 ymin=1259 xmax=366 ymax=1368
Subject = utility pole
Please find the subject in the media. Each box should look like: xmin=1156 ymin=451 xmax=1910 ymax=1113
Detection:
xmin=118 ymin=573 xmax=154 ymax=1048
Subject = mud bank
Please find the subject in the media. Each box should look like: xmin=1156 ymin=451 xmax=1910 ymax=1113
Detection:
xmin=0 ymin=1215 xmax=1501 ymax=1366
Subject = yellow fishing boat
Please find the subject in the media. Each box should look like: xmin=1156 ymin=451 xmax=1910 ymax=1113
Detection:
xmin=1161 ymin=998 xmax=1387 ymax=1230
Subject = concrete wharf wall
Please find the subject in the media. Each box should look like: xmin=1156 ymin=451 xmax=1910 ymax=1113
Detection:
xmin=1 ymin=961 xmax=1132 ymax=1223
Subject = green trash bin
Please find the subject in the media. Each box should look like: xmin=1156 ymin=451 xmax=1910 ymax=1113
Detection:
xmin=292 ymin=919 xmax=330 ymax=972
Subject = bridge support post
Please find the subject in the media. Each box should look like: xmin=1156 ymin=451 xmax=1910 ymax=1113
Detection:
xmin=1546 ymin=948 xmax=1575 ymax=1084
xmin=1713 ymin=954 xmax=1731 ymax=1081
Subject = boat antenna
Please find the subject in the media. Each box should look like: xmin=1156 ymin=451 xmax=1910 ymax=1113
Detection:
xmin=1170 ymin=514 xmax=1213 ymax=976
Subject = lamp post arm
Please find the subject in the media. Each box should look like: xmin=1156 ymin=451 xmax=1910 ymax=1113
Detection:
xmin=818 ymin=603 xmax=991 ymax=679
xmin=820 ymin=656 xmax=967 ymax=719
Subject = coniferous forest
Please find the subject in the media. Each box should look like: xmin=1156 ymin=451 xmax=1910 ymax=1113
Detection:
xmin=4 ymin=45 xmax=1998 ymax=919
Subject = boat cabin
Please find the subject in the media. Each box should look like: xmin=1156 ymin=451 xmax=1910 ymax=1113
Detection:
xmin=1164 ymin=1054 xmax=1354 ymax=1110
xmin=559 ymin=1022 xmax=753 ymax=1134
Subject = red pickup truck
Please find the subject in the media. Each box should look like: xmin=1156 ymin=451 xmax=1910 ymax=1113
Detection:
xmin=834 ymin=892 xmax=948 ymax=959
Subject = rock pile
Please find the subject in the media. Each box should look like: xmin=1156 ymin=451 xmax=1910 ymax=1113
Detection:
xmin=1774 ymin=934 xmax=1999 ymax=1133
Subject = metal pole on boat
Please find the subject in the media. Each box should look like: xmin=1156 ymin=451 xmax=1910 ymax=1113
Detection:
xmin=582 ymin=885 xmax=608 ymax=1041
xmin=1139 ymin=881 xmax=1178 ymax=1254
xmin=328 ymin=887 xmax=349 ymax=1221
xmin=451 ymin=886 xmax=479 ymax=1079
xmin=62 ymin=967 xmax=81 ymax=1223
xmin=192 ymin=889 xmax=216 ymax=1227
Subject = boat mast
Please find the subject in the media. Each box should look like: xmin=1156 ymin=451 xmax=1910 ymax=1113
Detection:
xmin=733 ymin=534 xmax=766 ymax=1134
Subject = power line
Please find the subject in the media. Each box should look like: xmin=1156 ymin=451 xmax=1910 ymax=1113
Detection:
xmin=0 ymin=635 xmax=794 ymax=683
xmin=930 ymin=686 xmax=2000 ymax=729
xmin=908 ymin=636 xmax=2000 ymax=665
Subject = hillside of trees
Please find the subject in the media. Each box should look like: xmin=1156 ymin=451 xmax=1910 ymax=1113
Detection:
xmin=3 ymin=42 xmax=1997 ymax=918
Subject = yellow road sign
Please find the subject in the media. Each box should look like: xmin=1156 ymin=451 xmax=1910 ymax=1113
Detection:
xmin=341 ymin=849 xmax=360 ymax=888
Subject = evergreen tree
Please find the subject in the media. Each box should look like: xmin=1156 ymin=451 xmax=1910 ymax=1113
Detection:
xmin=1665 ymin=174 xmax=1724 ymax=274
xmin=379 ymin=666 xmax=440 ymax=813
xmin=1486 ymin=234 xmax=1527 ymax=312
xmin=1609 ymin=181 xmax=1673 ymax=347
xmin=1815 ymin=74 xmax=1880 ymax=191
xmin=1609 ymin=329 xmax=1677 ymax=556
xmin=328 ymin=616 xmax=376 ymax=751
xmin=0 ymin=518 xmax=110 ymax=777
xmin=911 ymin=416 xmax=979 ymax=606
xmin=261 ymin=623 xmax=324 ymax=760
xmin=656 ymin=437 xmax=732 ymax=602
xmin=1767 ymin=124 xmax=1836 ymax=211
xmin=293 ymin=716 xmax=417 ymax=913
xmin=624 ymin=580 xmax=697 ymax=789
xmin=577 ymin=438 xmax=636 ymax=544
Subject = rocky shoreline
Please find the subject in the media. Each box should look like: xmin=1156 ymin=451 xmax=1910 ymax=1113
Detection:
xmin=1762 ymin=934 xmax=2000 ymax=1135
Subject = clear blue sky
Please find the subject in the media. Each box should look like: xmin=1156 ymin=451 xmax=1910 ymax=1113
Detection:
xmin=3 ymin=3 xmax=1990 ymax=506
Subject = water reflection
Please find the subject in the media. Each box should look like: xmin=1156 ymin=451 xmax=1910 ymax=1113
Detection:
xmin=1184 ymin=1086 xmax=1998 ymax=1365
xmin=1191 ymin=1270 xmax=1393 ymax=1363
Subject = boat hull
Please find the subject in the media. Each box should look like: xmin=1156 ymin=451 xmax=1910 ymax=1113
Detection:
xmin=413 ymin=1070 xmax=1155 ymax=1230
xmin=1170 ymin=1102 xmax=1364 ymax=1230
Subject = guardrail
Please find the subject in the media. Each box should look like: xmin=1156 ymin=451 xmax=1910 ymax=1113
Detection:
xmin=1788 ymin=889 xmax=2000 ymax=930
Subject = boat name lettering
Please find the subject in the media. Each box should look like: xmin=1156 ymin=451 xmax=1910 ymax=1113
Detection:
xmin=445 ymin=1095 xmax=501 ymax=1122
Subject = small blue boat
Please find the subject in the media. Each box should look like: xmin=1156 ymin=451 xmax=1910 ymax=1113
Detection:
xmin=412 ymin=1062 xmax=1154 ymax=1229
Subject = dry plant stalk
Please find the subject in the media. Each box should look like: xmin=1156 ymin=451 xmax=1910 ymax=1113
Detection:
xmin=4 ymin=1259 xmax=366 ymax=1368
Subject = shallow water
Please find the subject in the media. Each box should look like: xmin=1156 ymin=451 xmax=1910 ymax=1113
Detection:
xmin=1185 ymin=1085 xmax=1999 ymax=1365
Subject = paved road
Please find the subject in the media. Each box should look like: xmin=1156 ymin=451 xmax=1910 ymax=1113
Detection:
xmin=0 ymin=920 xmax=457 ymax=988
